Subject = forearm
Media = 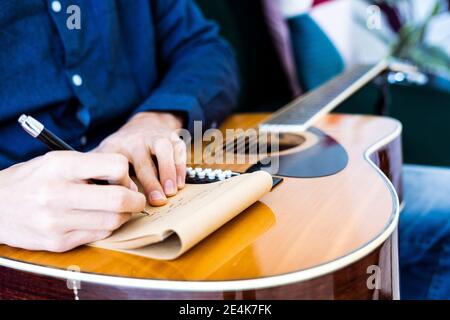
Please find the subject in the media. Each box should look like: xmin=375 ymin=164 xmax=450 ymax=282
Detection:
xmin=134 ymin=0 xmax=240 ymax=132
xmin=135 ymin=40 xmax=239 ymax=132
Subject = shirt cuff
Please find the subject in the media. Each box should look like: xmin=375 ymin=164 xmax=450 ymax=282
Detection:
xmin=133 ymin=93 xmax=205 ymax=134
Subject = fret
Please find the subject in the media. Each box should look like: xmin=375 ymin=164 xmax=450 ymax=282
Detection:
xmin=259 ymin=60 xmax=388 ymax=133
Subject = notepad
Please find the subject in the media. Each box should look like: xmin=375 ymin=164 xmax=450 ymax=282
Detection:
xmin=92 ymin=171 xmax=273 ymax=260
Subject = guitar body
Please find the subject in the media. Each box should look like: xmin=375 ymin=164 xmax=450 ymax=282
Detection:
xmin=0 ymin=113 xmax=402 ymax=300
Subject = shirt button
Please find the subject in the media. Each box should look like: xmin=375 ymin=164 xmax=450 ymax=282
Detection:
xmin=51 ymin=1 xmax=62 ymax=13
xmin=80 ymin=136 xmax=88 ymax=146
xmin=72 ymin=74 xmax=83 ymax=87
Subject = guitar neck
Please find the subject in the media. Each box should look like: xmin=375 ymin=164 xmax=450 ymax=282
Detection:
xmin=259 ymin=60 xmax=388 ymax=133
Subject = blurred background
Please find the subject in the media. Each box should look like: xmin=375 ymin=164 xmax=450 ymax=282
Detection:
xmin=194 ymin=0 xmax=450 ymax=166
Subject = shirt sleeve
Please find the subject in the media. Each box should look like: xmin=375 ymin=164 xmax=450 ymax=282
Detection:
xmin=133 ymin=0 xmax=240 ymax=133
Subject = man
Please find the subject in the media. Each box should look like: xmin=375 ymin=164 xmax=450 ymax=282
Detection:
xmin=0 ymin=0 xmax=238 ymax=252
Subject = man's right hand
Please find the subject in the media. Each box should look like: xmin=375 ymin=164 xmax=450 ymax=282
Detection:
xmin=0 ymin=151 xmax=146 ymax=252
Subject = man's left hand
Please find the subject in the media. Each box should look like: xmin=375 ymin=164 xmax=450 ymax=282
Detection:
xmin=94 ymin=112 xmax=186 ymax=206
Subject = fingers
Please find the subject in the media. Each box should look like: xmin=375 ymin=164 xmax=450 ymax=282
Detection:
xmin=44 ymin=230 xmax=112 ymax=252
xmin=61 ymin=211 xmax=132 ymax=232
xmin=152 ymin=137 xmax=178 ymax=196
xmin=171 ymin=133 xmax=187 ymax=189
xmin=65 ymin=230 xmax=112 ymax=246
xmin=46 ymin=151 xmax=135 ymax=190
xmin=88 ymin=130 xmax=187 ymax=205
xmin=65 ymin=184 xmax=146 ymax=212
xmin=130 ymin=148 xmax=168 ymax=207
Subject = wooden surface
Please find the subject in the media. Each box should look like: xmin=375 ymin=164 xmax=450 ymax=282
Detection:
xmin=0 ymin=237 xmax=396 ymax=299
xmin=0 ymin=113 xmax=401 ymax=296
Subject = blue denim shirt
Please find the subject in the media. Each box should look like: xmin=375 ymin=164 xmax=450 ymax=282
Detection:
xmin=0 ymin=0 xmax=239 ymax=169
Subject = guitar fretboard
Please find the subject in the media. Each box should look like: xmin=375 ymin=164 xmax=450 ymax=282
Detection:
xmin=259 ymin=60 xmax=388 ymax=133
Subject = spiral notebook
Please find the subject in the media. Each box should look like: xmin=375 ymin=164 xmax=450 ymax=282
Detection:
xmin=92 ymin=171 xmax=273 ymax=260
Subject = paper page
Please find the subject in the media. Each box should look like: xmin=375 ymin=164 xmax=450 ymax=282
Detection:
xmin=92 ymin=171 xmax=273 ymax=260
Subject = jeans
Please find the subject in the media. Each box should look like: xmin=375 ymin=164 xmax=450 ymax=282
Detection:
xmin=400 ymin=164 xmax=450 ymax=299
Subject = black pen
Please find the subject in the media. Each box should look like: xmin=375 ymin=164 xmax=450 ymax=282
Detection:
xmin=18 ymin=114 xmax=75 ymax=151
xmin=18 ymin=114 xmax=109 ymax=185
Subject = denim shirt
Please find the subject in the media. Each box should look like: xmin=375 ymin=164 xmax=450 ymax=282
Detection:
xmin=0 ymin=0 xmax=239 ymax=169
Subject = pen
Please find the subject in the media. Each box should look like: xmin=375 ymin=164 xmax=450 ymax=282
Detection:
xmin=18 ymin=114 xmax=75 ymax=151
xmin=18 ymin=114 xmax=109 ymax=185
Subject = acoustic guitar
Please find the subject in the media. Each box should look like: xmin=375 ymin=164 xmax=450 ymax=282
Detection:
xmin=0 ymin=60 xmax=403 ymax=300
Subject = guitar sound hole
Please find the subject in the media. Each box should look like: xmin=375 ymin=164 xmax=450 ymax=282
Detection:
xmin=223 ymin=133 xmax=306 ymax=156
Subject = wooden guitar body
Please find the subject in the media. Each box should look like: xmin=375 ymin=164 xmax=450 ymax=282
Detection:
xmin=0 ymin=113 xmax=402 ymax=300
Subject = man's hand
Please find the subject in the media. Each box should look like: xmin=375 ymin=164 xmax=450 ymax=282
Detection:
xmin=94 ymin=112 xmax=186 ymax=206
xmin=0 ymin=152 xmax=146 ymax=252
